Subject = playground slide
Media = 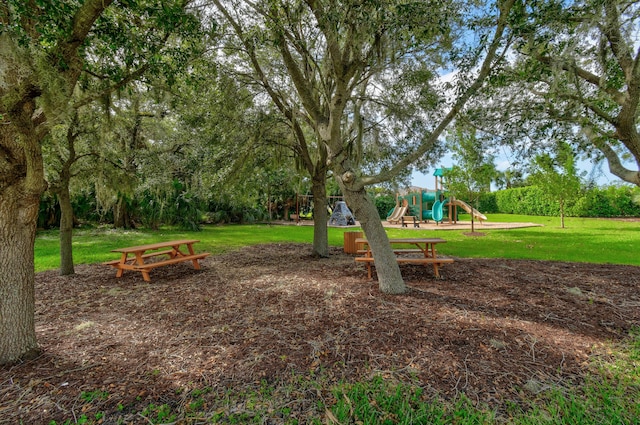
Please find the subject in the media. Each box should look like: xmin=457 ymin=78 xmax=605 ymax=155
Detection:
xmin=449 ymin=199 xmax=487 ymax=221
xmin=431 ymin=200 xmax=444 ymax=222
xmin=388 ymin=206 xmax=408 ymax=223
xmin=386 ymin=206 xmax=401 ymax=221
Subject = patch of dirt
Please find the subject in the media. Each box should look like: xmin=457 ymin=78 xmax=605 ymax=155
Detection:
xmin=2 ymin=243 xmax=640 ymax=423
xmin=463 ymin=231 xmax=487 ymax=237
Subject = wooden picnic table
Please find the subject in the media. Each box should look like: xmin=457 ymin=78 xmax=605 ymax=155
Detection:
xmin=354 ymin=237 xmax=453 ymax=279
xmin=103 ymin=239 xmax=209 ymax=282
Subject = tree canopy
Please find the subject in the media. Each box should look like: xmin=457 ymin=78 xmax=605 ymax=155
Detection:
xmin=480 ymin=0 xmax=640 ymax=186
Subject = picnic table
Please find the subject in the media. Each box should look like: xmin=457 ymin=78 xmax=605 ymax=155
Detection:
xmin=354 ymin=237 xmax=454 ymax=279
xmin=103 ymin=239 xmax=209 ymax=282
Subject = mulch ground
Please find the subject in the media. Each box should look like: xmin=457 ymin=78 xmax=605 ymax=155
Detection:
xmin=2 ymin=243 xmax=639 ymax=424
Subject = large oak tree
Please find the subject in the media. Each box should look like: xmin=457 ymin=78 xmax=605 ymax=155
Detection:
xmin=211 ymin=0 xmax=516 ymax=293
xmin=0 ymin=0 xmax=202 ymax=365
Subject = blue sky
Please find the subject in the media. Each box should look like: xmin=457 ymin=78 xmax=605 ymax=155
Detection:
xmin=411 ymin=153 xmax=624 ymax=190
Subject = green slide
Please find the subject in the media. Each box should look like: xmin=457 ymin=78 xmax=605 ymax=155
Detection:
xmin=431 ymin=199 xmax=444 ymax=222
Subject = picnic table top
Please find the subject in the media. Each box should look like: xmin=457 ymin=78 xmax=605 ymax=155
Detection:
xmin=111 ymin=239 xmax=200 ymax=253
xmin=355 ymin=237 xmax=447 ymax=244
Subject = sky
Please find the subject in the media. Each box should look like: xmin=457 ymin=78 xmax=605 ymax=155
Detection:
xmin=410 ymin=152 xmax=625 ymax=191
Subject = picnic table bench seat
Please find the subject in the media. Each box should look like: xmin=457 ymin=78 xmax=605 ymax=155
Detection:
xmin=354 ymin=237 xmax=453 ymax=279
xmin=356 ymin=248 xmax=424 ymax=255
xmin=133 ymin=252 xmax=210 ymax=270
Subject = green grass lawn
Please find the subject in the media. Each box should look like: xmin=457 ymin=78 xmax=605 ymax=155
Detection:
xmin=35 ymin=214 xmax=640 ymax=272
xmin=388 ymin=214 xmax=640 ymax=265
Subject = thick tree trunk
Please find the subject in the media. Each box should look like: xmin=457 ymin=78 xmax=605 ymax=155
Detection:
xmin=311 ymin=178 xmax=329 ymax=257
xmin=340 ymin=182 xmax=406 ymax=294
xmin=57 ymin=188 xmax=75 ymax=275
xmin=0 ymin=72 xmax=47 ymax=365
xmin=0 ymin=187 xmax=42 ymax=365
xmin=114 ymin=195 xmax=132 ymax=229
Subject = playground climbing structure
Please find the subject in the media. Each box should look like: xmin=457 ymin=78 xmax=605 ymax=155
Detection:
xmin=387 ymin=168 xmax=488 ymax=224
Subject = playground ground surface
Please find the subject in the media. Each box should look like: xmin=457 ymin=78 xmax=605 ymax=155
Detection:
xmin=379 ymin=219 xmax=542 ymax=230
xmin=286 ymin=218 xmax=543 ymax=230
xmin=2 ymin=243 xmax=639 ymax=423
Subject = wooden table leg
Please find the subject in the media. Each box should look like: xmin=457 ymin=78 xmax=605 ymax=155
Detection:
xmin=134 ymin=252 xmax=151 ymax=282
xmin=171 ymin=243 xmax=189 ymax=258
xmin=186 ymin=243 xmax=202 ymax=269
xmin=422 ymin=243 xmax=440 ymax=277
xmin=116 ymin=253 xmax=127 ymax=278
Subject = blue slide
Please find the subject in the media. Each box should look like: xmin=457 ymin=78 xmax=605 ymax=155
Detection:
xmin=431 ymin=199 xmax=444 ymax=222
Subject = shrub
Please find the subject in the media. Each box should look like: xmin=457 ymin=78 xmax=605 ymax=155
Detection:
xmin=38 ymin=193 xmax=60 ymax=229
xmin=493 ymin=185 xmax=640 ymax=217
xmin=495 ymin=186 xmax=560 ymax=216
xmin=374 ymin=195 xmax=396 ymax=219
xmin=569 ymin=186 xmax=640 ymax=217
xmin=478 ymin=192 xmax=498 ymax=213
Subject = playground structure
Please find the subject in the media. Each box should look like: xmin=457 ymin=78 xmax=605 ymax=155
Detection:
xmin=387 ymin=168 xmax=487 ymax=224
xmin=329 ymin=201 xmax=356 ymax=226
xmin=289 ymin=195 xmax=358 ymax=227
xmin=290 ymin=194 xmax=344 ymax=221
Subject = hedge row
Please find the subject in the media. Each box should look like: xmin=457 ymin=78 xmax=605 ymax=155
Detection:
xmin=478 ymin=185 xmax=640 ymax=218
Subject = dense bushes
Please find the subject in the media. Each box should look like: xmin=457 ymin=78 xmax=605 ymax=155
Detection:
xmin=570 ymin=185 xmax=640 ymax=217
xmin=374 ymin=195 xmax=396 ymax=219
xmin=481 ymin=185 xmax=640 ymax=217
xmin=477 ymin=192 xmax=499 ymax=214
xmin=40 ymin=186 xmax=270 ymax=230
xmin=494 ymin=186 xmax=563 ymax=216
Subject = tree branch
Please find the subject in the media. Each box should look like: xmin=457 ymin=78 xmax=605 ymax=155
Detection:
xmin=601 ymin=1 xmax=634 ymax=84
xmin=359 ymin=0 xmax=516 ymax=187
xmin=584 ymin=127 xmax=640 ymax=185
xmin=537 ymin=55 xmax=628 ymax=106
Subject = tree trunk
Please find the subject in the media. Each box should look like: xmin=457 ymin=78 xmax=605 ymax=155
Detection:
xmin=54 ymin=113 xmax=80 ymax=275
xmin=0 ymin=71 xmax=47 ymax=364
xmin=0 ymin=185 xmax=42 ymax=365
xmin=340 ymin=182 xmax=406 ymax=294
xmin=114 ymin=194 xmax=132 ymax=228
xmin=57 ymin=188 xmax=75 ymax=275
xmin=311 ymin=178 xmax=329 ymax=257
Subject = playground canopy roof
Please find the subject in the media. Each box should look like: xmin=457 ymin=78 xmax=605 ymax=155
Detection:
xmin=433 ymin=167 xmax=452 ymax=177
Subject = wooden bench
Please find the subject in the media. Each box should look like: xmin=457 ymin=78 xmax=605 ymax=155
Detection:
xmin=355 ymin=257 xmax=454 ymax=265
xmin=104 ymin=240 xmax=209 ymax=282
xmin=133 ymin=253 xmax=210 ymax=271
xmin=401 ymin=215 xmax=420 ymax=228
xmin=357 ymin=248 xmax=423 ymax=255
xmin=354 ymin=237 xmax=453 ymax=279
xmin=355 ymin=256 xmax=454 ymax=279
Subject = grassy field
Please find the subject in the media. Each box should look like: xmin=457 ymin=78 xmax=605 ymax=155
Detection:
xmin=35 ymin=214 xmax=640 ymax=272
